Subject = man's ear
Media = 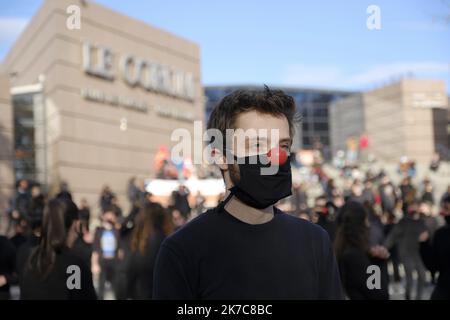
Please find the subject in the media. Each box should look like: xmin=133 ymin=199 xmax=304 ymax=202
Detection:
xmin=211 ymin=148 xmax=228 ymax=171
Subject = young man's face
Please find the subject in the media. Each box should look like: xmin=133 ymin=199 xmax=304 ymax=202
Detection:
xmin=232 ymin=110 xmax=291 ymax=157
xmin=222 ymin=110 xmax=291 ymax=187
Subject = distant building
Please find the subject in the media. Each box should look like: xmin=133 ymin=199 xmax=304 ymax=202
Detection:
xmin=329 ymin=93 xmax=365 ymax=157
xmin=330 ymin=79 xmax=449 ymax=163
xmin=0 ymin=0 xmax=203 ymax=213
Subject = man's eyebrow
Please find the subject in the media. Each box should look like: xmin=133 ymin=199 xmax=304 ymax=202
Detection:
xmin=279 ymin=137 xmax=292 ymax=144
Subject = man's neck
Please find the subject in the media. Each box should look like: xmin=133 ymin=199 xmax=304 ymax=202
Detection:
xmin=223 ymin=192 xmax=274 ymax=225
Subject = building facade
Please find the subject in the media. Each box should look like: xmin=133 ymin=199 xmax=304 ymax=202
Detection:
xmin=329 ymin=93 xmax=365 ymax=156
xmin=0 ymin=74 xmax=15 ymax=226
xmin=0 ymin=0 xmax=203 ymax=213
xmin=330 ymin=79 xmax=449 ymax=163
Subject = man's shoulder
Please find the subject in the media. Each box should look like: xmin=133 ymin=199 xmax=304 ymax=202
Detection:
xmin=275 ymin=207 xmax=331 ymax=242
xmin=164 ymin=208 xmax=219 ymax=245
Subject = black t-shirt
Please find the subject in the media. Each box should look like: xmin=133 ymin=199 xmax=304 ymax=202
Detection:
xmin=127 ymin=231 xmax=166 ymax=299
xmin=20 ymin=249 xmax=97 ymax=300
xmin=338 ymin=247 xmax=389 ymax=300
xmin=153 ymin=204 xmax=343 ymax=300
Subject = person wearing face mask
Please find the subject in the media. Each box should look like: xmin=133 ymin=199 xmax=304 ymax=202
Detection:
xmin=314 ymin=195 xmax=338 ymax=243
xmin=419 ymin=194 xmax=450 ymax=300
xmin=153 ymin=87 xmax=343 ymax=300
xmin=384 ymin=201 xmax=427 ymax=300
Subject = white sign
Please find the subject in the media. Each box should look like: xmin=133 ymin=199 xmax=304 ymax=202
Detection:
xmin=82 ymin=42 xmax=195 ymax=101
xmin=81 ymin=88 xmax=149 ymax=112
xmin=146 ymin=178 xmax=225 ymax=197
xmin=411 ymin=92 xmax=447 ymax=108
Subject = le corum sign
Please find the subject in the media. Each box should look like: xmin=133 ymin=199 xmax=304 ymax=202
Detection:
xmin=82 ymin=41 xmax=195 ymax=101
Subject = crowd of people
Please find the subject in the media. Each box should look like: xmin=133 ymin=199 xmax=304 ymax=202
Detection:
xmin=287 ymin=164 xmax=450 ymax=300
xmin=1 ymin=163 xmax=449 ymax=300
xmin=0 ymin=177 xmax=194 ymax=300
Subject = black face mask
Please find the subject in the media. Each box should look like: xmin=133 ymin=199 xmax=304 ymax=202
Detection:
xmin=229 ymin=153 xmax=292 ymax=209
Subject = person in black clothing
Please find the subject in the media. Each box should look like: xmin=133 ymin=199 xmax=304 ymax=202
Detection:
xmin=127 ymin=176 xmax=139 ymax=206
xmin=364 ymin=201 xmax=385 ymax=247
xmin=14 ymin=185 xmax=46 ymax=259
xmin=420 ymin=178 xmax=434 ymax=205
xmin=20 ymin=198 xmax=96 ymax=300
xmin=384 ymin=201 xmax=427 ymax=300
xmin=70 ymin=208 xmax=93 ymax=272
xmin=113 ymin=200 xmax=143 ymax=300
xmin=55 ymin=182 xmax=72 ymax=201
xmin=99 ymin=185 xmax=115 ymax=213
xmin=325 ymin=179 xmax=337 ymax=201
xmin=11 ymin=179 xmax=32 ymax=221
xmin=78 ymin=198 xmax=91 ymax=229
xmin=16 ymin=223 xmax=40 ymax=281
xmin=314 ymin=195 xmax=338 ymax=243
xmin=335 ymin=201 xmax=390 ymax=300
xmin=9 ymin=221 xmax=28 ymax=249
xmin=439 ymin=185 xmax=450 ymax=207
xmin=15 ymin=203 xmax=44 ymax=280
xmin=419 ymin=194 xmax=450 ymax=299
xmin=361 ymin=180 xmax=376 ymax=206
xmin=378 ymin=175 xmax=398 ymax=216
xmin=92 ymin=208 xmax=120 ymax=299
xmin=127 ymin=202 xmax=173 ymax=299
xmin=399 ymin=176 xmax=416 ymax=208
xmin=153 ymin=87 xmax=343 ymax=299
xmin=0 ymin=236 xmax=17 ymax=300
xmin=8 ymin=179 xmax=31 ymax=236
xmin=110 ymin=195 xmax=123 ymax=221
xmin=30 ymin=185 xmax=45 ymax=220
xmin=384 ymin=212 xmax=401 ymax=283
xmin=171 ymin=185 xmax=191 ymax=219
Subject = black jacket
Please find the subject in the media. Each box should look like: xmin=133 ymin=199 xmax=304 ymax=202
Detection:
xmin=20 ymin=248 xmax=96 ymax=300
xmin=127 ymin=231 xmax=165 ymax=299
xmin=338 ymin=247 xmax=389 ymax=300
xmin=0 ymin=236 xmax=17 ymax=298
xmin=420 ymin=220 xmax=450 ymax=300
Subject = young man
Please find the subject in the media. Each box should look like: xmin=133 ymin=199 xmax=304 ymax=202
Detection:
xmin=153 ymin=87 xmax=343 ymax=299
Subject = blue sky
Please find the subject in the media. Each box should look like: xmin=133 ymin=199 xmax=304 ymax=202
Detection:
xmin=0 ymin=0 xmax=449 ymax=92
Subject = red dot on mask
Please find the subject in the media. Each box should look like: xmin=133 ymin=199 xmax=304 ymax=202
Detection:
xmin=267 ymin=147 xmax=288 ymax=165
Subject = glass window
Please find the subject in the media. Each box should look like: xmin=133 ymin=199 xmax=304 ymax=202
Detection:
xmin=13 ymin=93 xmax=38 ymax=182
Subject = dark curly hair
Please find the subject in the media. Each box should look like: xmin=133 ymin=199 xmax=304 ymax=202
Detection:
xmin=206 ymin=85 xmax=299 ymax=154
